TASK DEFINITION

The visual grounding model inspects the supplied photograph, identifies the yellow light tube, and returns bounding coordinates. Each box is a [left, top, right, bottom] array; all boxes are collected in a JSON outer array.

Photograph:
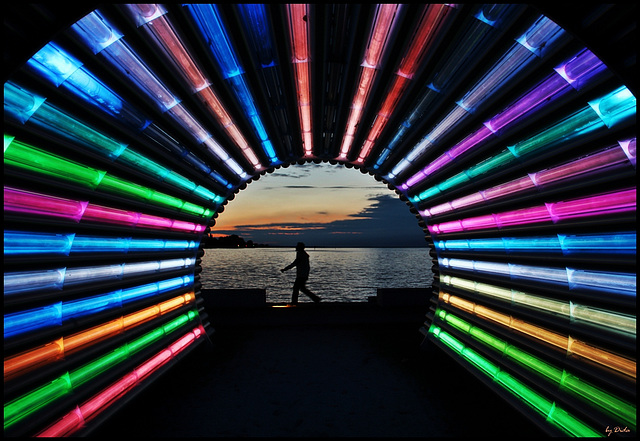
[[438, 291, 636, 379]]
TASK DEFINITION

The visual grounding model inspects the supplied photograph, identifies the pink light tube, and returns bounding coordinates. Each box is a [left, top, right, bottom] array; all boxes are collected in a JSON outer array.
[[286, 4, 314, 157], [36, 325, 205, 437], [421, 141, 636, 217], [338, 4, 401, 159], [427, 188, 636, 235], [4, 187, 206, 233]]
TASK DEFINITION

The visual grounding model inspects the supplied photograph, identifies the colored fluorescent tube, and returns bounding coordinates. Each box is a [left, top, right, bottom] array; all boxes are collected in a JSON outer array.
[[434, 309, 636, 429], [438, 257, 636, 296], [4, 187, 206, 233], [439, 291, 636, 379], [440, 275, 636, 336], [183, 4, 278, 163], [4, 136, 214, 218], [4, 275, 194, 339], [427, 188, 636, 234], [5, 258, 196, 296], [338, 4, 401, 160], [36, 325, 205, 437], [428, 325, 600, 437], [355, 4, 455, 163], [434, 232, 636, 255], [386, 16, 567, 180], [4, 311, 199, 430], [285, 3, 314, 157]]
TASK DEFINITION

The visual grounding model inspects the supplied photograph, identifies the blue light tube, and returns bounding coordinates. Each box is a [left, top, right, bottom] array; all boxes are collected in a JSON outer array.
[[236, 4, 277, 68], [386, 16, 566, 181], [434, 232, 636, 255], [4, 275, 194, 339], [26, 42, 151, 132], [185, 4, 279, 164], [72, 11, 180, 113], [439, 257, 636, 296], [4, 258, 196, 296], [71, 10, 248, 181], [4, 231, 198, 256]]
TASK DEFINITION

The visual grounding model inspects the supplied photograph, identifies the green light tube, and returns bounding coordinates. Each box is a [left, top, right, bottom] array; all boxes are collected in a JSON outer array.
[[435, 309, 636, 429], [4, 311, 198, 430], [428, 324, 601, 437], [441, 275, 636, 336], [5, 136, 213, 218], [4, 136, 107, 189]]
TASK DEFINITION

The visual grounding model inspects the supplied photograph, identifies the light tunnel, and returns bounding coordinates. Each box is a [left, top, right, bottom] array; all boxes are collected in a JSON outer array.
[[3, 3, 636, 437]]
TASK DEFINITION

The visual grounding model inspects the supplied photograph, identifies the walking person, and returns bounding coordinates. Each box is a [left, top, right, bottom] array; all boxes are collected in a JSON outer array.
[[280, 242, 321, 305]]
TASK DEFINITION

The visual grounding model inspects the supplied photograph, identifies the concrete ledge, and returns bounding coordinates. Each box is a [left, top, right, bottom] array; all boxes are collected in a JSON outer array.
[[376, 288, 430, 306], [201, 288, 266, 308]]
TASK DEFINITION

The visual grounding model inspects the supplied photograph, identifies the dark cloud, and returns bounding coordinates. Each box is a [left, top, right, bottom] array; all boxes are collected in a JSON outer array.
[[214, 194, 426, 247]]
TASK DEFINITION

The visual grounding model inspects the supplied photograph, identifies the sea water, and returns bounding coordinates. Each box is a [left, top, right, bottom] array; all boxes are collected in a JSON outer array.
[[200, 247, 433, 303]]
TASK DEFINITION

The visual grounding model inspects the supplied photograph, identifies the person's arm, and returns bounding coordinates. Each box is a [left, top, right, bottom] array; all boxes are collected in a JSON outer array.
[[281, 259, 296, 272]]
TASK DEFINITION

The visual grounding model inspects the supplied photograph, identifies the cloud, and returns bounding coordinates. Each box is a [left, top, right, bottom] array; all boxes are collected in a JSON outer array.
[[214, 193, 426, 247]]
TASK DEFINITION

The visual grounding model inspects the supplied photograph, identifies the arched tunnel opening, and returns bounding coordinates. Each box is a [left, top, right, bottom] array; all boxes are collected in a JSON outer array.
[[3, 3, 636, 438]]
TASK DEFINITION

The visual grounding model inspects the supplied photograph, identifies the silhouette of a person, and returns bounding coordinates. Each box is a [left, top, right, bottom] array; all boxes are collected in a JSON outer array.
[[280, 242, 321, 305]]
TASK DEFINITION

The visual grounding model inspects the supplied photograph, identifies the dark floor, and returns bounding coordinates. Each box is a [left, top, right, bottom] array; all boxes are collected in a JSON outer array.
[[90, 306, 547, 438]]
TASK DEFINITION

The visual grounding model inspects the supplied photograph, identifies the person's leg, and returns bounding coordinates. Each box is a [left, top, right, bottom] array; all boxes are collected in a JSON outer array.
[[291, 278, 302, 304], [299, 277, 321, 303]]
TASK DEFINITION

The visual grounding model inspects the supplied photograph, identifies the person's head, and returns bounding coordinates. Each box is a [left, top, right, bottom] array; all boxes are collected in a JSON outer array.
[[296, 242, 305, 250]]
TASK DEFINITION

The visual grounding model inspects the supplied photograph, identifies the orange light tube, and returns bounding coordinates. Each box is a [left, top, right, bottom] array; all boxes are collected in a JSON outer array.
[[338, 4, 401, 159], [438, 291, 636, 379], [4, 293, 195, 382], [356, 5, 454, 163]]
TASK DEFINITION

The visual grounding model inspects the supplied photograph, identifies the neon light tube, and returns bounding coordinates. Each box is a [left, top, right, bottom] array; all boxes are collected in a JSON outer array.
[[386, 16, 567, 180], [4, 293, 195, 381], [400, 49, 608, 190], [184, 4, 278, 164], [438, 257, 636, 296], [372, 4, 522, 171], [25, 42, 151, 132], [338, 4, 401, 160], [434, 308, 636, 429], [5, 83, 224, 204], [36, 325, 205, 437], [438, 292, 636, 379], [434, 232, 636, 255], [4, 311, 199, 431], [428, 325, 600, 437], [285, 3, 314, 157], [355, 4, 454, 164], [4, 137, 214, 218], [5, 258, 196, 296], [4, 187, 206, 233], [124, 4, 266, 170], [427, 188, 636, 234], [71, 10, 248, 181], [4, 276, 194, 339], [420, 141, 636, 213], [440, 275, 636, 336]]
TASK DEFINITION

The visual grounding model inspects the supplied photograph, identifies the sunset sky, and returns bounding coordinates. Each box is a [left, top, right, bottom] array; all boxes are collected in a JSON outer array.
[[209, 163, 428, 247]]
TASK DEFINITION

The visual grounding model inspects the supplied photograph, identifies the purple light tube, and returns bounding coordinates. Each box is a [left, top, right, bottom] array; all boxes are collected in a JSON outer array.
[[427, 188, 635, 235], [4, 187, 206, 233], [421, 141, 635, 217], [402, 50, 606, 192]]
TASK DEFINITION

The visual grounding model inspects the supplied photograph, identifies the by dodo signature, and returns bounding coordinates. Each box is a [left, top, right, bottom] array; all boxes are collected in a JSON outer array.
[[605, 425, 630, 437]]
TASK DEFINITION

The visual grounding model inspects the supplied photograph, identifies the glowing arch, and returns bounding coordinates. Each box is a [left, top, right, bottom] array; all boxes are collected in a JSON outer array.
[[3, 4, 635, 437]]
